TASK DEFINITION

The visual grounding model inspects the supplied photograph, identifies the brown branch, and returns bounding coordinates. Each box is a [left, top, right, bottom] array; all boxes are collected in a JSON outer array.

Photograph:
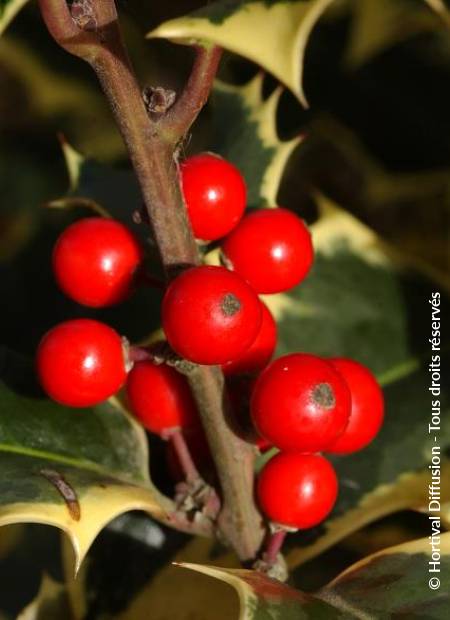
[[37, 0, 98, 59], [38, 0, 264, 561], [187, 367, 264, 559], [160, 44, 223, 142]]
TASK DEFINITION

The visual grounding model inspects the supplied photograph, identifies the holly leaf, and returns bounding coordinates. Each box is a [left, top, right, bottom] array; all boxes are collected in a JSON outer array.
[[0, 0, 28, 36], [0, 353, 170, 574], [178, 533, 450, 618], [209, 76, 301, 207], [317, 533, 450, 616], [149, 0, 337, 108], [176, 564, 339, 619], [302, 117, 450, 283], [345, 0, 450, 68]]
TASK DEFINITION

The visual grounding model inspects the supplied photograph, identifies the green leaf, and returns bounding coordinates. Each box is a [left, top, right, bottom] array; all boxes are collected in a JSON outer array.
[[177, 564, 340, 619], [149, 0, 448, 107], [149, 0, 338, 108], [318, 533, 450, 616], [0, 0, 28, 36], [262, 197, 450, 566], [179, 534, 450, 618], [345, 0, 450, 68], [0, 355, 170, 573], [303, 118, 450, 284], [266, 197, 434, 372], [209, 76, 301, 208]]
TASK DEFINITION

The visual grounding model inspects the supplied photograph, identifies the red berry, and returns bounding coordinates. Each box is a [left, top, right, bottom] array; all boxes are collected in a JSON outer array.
[[222, 301, 277, 376], [221, 208, 314, 294], [326, 358, 384, 454], [257, 452, 338, 529], [53, 217, 143, 307], [251, 353, 351, 452], [36, 319, 127, 407], [180, 153, 246, 241], [162, 266, 262, 365], [126, 360, 199, 436]]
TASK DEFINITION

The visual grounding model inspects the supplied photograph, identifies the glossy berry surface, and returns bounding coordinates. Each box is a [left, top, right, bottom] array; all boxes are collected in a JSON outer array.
[[180, 153, 247, 241], [36, 319, 127, 407], [162, 265, 262, 365], [221, 208, 314, 294], [126, 360, 199, 436], [327, 358, 384, 454], [257, 452, 338, 529], [251, 353, 351, 452], [222, 301, 277, 376], [53, 217, 142, 307]]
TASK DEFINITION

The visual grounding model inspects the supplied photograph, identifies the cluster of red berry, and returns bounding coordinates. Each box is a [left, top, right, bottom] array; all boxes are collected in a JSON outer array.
[[36, 152, 384, 532]]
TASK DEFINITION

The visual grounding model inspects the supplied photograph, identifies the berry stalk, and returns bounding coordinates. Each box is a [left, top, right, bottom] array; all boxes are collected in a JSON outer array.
[[166, 429, 200, 484], [38, 0, 264, 560]]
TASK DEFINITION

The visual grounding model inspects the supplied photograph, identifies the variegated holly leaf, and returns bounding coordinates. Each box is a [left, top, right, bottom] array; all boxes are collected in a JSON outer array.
[[0, 351, 171, 574], [149, 0, 448, 107], [301, 117, 450, 284], [149, 0, 338, 108], [209, 76, 301, 207], [0, 0, 28, 36], [317, 533, 450, 616], [176, 564, 339, 619], [345, 0, 450, 68], [259, 197, 450, 566], [178, 533, 450, 618]]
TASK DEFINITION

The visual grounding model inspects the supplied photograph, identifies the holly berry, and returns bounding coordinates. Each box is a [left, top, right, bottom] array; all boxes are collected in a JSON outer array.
[[251, 353, 351, 452], [180, 153, 246, 241], [222, 300, 277, 376], [36, 319, 127, 407], [326, 358, 384, 454], [52, 217, 143, 307], [162, 265, 262, 365], [126, 360, 199, 436], [257, 452, 338, 529], [221, 208, 314, 294]]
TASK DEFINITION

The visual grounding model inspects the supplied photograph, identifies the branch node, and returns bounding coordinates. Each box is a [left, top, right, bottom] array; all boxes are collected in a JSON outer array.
[[70, 0, 97, 31], [143, 86, 177, 118]]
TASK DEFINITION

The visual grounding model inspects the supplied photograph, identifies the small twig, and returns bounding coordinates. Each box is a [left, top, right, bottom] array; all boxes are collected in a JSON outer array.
[[128, 346, 152, 363], [165, 429, 200, 484], [160, 44, 223, 142], [253, 528, 288, 582], [264, 529, 287, 565]]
